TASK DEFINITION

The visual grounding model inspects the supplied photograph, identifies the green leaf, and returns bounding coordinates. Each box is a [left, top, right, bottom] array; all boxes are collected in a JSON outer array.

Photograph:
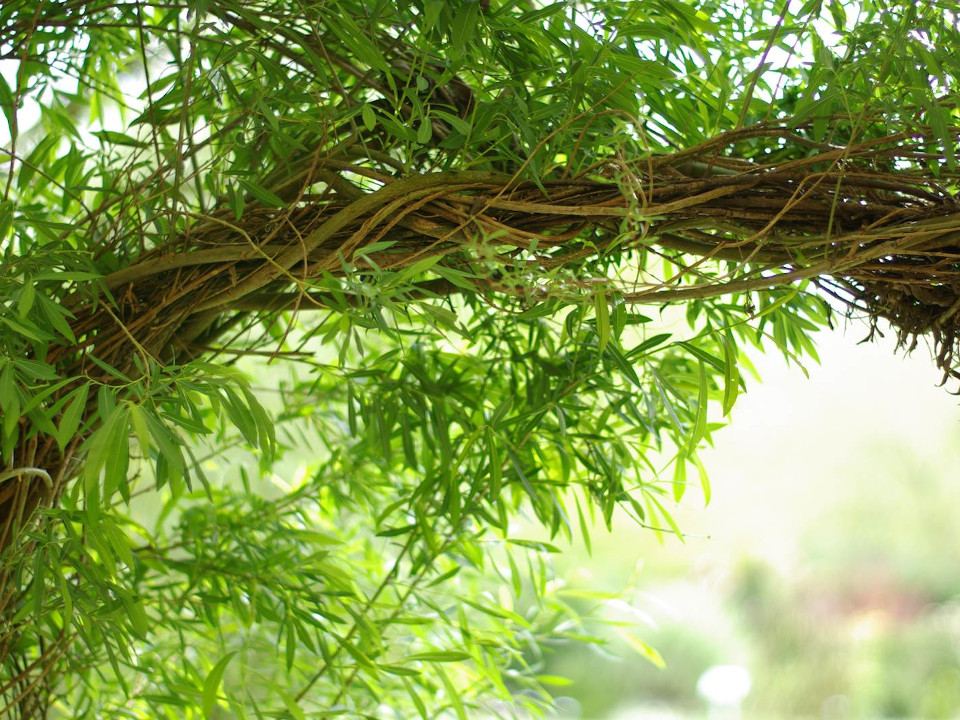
[[354, 239, 396, 258], [237, 179, 286, 208], [102, 409, 131, 503], [387, 256, 441, 287], [402, 677, 430, 720], [535, 674, 573, 686], [17, 281, 35, 318], [327, 15, 388, 71], [58, 573, 73, 627], [83, 404, 129, 513], [127, 402, 151, 458], [507, 539, 562, 553], [92, 130, 147, 148], [13, 358, 59, 380], [756, 288, 800, 319], [621, 632, 666, 669], [450, 1, 478, 56], [38, 296, 78, 343], [0, 200, 14, 240], [361, 104, 376, 131], [57, 383, 89, 451], [227, 183, 244, 219], [145, 412, 185, 488], [436, 665, 467, 720], [628, 333, 672, 359], [673, 452, 687, 503], [693, 452, 711, 505], [202, 651, 237, 719], [433, 110, 471, 136], [594, 290, 610, 352], [379, 663, 421, 676], [0, 73, 14, 135], [2, 314, 55, 341], [285, 620, 296, 671], [605, 343, 643, 390], [689, 360, 708, 451], [677, 341, 724, 374], [406, 651, 472, 663], [123, 594, 149, 639], [721, 332, 740, 416], [417, 121, 432, 145]]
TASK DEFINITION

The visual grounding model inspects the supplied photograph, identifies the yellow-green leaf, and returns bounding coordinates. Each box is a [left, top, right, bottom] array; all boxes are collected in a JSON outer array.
[[595, 290, 610, 352], [689, 360, 708, 451], [202, 651, 237, 720], [621, 632, 666, 669]]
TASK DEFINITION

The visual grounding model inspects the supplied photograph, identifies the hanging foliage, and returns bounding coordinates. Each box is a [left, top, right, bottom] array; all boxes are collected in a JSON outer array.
[[0, 0, 957, 717]]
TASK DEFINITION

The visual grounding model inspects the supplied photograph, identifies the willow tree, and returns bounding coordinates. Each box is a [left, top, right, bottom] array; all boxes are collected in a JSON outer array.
[[0, 0, 957, 717]]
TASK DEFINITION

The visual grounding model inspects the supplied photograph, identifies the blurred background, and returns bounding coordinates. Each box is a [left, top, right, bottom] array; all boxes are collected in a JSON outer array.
[[540, 318, 960, 719]]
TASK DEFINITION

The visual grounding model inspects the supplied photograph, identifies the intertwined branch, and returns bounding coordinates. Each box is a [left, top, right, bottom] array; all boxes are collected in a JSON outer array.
[[56, 123, 960, 380]]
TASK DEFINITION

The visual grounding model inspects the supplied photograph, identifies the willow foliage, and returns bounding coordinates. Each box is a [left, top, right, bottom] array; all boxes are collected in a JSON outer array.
[[0, 0, 957, 717]]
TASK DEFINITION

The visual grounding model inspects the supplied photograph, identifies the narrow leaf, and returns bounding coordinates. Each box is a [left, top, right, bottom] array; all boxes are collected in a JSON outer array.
[[202, 651, 238, 719]]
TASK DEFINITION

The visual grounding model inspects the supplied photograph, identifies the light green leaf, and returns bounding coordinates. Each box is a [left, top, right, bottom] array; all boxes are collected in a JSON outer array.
[[689, 360, 708, 451], [621, 632, 666, 669], [406, 651, 472, 663], [595, 290, 610, 352], [436, 665, 467, 720], [673, 452, 687, 503], [202, 651, 238, 719], [721, 333, 740, 416]]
